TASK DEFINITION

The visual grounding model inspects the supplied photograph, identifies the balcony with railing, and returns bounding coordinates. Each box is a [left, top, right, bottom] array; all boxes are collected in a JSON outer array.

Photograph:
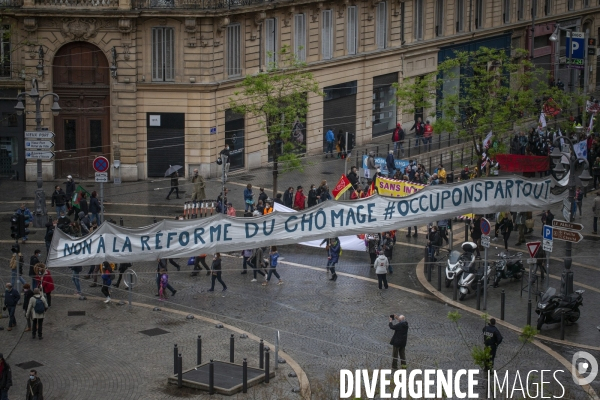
[[33, 0, 118, 6], [132, 0, 266, 10], [0, 0, 23, 7]]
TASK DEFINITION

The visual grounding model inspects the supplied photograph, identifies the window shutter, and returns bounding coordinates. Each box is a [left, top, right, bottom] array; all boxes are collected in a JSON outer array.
[[164, 28, 174, 81], [152, 28, 163, 81], [294, 14, 306, 61], [322, 10, 332, 60], [347, 6, 357, 55], [376, 2, 387, 48]]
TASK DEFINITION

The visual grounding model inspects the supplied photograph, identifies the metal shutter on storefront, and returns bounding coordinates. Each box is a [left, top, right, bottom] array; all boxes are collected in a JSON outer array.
[[147, 113, 185, 177]]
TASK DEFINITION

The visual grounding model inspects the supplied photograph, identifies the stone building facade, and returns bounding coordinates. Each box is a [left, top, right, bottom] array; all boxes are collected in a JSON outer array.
[[0, 0, 598, 181]]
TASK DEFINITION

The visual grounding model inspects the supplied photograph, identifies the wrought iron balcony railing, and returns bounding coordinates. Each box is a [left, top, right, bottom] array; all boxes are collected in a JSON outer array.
[[132, 0, 266, 10]]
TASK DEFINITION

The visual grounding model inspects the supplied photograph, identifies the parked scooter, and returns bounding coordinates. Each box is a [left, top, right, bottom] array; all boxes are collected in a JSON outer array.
[[536, 287, 584, 330], [458, 257, 492, 301], [492, 251, 524, 288], [445, 242, 477, 288]]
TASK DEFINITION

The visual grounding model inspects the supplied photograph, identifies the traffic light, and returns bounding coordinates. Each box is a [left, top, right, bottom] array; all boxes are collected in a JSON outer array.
[[10, 214, 19, 239]]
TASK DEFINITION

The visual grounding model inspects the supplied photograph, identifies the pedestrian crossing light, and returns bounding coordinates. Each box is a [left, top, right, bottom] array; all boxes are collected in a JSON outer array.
[[10, 213, 24, 240]]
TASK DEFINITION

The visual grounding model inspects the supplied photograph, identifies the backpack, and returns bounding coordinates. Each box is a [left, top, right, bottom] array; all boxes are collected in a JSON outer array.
[[34, 297, 45, 314]]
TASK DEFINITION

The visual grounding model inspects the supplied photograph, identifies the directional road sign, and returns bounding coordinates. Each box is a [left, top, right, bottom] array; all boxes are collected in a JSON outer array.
[[543, 225, 553, 241], [480, 218, 491, 236], [24, 131, 55, 139], [93, 156, 110, 173], [95, 172, 108, 183], [25, 150, 54, 160], [543, 239, 553, 252], [526, 241, 541, 258], [481, 234, 490, 248], [552, 220, 583, 231], [25, 140, 54, 149], [552, 228, 584, 243]]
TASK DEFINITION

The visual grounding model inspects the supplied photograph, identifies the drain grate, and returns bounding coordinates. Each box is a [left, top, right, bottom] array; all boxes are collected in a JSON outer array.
[[139, 328, 170, 336], [16, 361, 44, 370], [68, 311, 86, 316]]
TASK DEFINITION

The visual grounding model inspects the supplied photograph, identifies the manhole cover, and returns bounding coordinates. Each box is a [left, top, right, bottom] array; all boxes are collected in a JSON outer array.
[[16, 361, 43, 369], [139, 328, 170, 336], [68, 311, 86, 316]]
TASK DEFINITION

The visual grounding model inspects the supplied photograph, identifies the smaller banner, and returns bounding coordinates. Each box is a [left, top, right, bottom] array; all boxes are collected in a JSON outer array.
[[362, 155, 409, 178], [574, 140, 588, 159], [332, 175, 353, 200], [495, 154, 549, 173], [375, 176, 426, 198], [72, 185, 90, 209]]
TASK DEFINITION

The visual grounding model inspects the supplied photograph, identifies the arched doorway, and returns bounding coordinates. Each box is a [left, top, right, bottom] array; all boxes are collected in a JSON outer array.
[[53, 42, 110, 179]]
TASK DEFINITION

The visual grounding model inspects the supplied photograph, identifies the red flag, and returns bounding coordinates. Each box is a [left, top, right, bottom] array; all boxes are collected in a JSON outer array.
[[366, 180, 377, 197], [332, 175, 352, 200]]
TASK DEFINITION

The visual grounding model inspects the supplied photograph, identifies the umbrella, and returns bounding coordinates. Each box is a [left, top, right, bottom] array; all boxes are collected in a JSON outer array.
[[164, 165, 183, 177]]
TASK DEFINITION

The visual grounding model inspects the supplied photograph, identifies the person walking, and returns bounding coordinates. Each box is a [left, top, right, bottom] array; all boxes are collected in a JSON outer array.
[[100, 262, 113, 303], [166, 171, 180, 200], [593, 191, 600, 234], [294, 186, 306, 210], [241, 249, 253, 275], [392, 123, 405, 155], [325, 128, 335, 158], [406, 225, 418, 238], [366, 151, 377, 180], [0, 354, 13, 399], [25, 369, 43, 400], [327, 237, 341, 281], [498, 214, 514, 251], [389, 314, 408, 369], [26, 288, 48, 340], [423, 120, 433, 149], [248, 247, 267, 282], [70, 265, 82, 295], [573, 187, 583, 217], [366, 234, 380, 268], [4, 283, 20, 332], [482, 318, 503, 370], [307, 184, 319, 207], [262, 246, 283, 286], [471, 215, 482, 257], [9, 245, 25, 288], [16, 203, 32, 243], [437, 219, 449, 245], [158, 269, 169, 301], [22, 283, 33, 333], [34, 264, 54, 308], [190, 168, 206, 203], [382, 232, 394, 274], [156, 259, 177, 297], [593, 157, 600, 190], [385, 150, 395, 178], [244, 184, 255, 212], [219, 144, 231, 181], [374, 251, 389, 289], [208, 253, 227, 292], [51, 185, 67, 217], [89, 191, 101, 224], [112, 262, 132, 289], [192, 254, 211, 276], [410, 117, 424, 147], [514, 212, 526, 246]]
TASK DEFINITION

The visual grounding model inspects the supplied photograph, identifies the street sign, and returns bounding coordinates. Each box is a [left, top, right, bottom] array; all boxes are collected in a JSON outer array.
[[114, 177, 121, 185], [95, 172, 108, 183], [480, 218, 491, 236], [24, 131, 55, 139], [526, 241, 541, 258], [25, 140, 54, 149], [93, 156, 110, 173], [25, 150, 54, 160], [552, 219, 583, 231], [210, 126, 217, 135], [552, 228, 584, 243], [543, 225, 553, 241], [527, 258, 538, 264], [566, 31, 585, 58], [481, 234, 490, 248], [543, 239, 553, 252]]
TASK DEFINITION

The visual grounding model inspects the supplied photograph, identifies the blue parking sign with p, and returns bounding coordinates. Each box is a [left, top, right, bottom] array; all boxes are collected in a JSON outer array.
[[543, 225, 553, 241]]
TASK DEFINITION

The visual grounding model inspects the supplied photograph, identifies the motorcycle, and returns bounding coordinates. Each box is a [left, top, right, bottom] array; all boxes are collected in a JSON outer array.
[[536, 287, 584, 330], [445, 242, 477, 289], [492, 251, 524, 288], [458, 258, 492, 301]]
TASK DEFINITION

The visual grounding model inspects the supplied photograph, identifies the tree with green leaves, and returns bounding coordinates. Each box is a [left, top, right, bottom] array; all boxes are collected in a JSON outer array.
[[228, 45, 322, 195], [394, 47, 574, 169]]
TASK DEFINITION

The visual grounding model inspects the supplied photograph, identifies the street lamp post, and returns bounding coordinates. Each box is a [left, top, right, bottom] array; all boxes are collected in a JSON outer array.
[[14, 78, 61, 228], [549, 25, 573, 93], [550, 138, 592, 296]]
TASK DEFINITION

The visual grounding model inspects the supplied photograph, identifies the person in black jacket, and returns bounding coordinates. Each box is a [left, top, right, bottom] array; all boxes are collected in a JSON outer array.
[[307, 184, 319, 207], [283, 187, 294, 208], [389, 314, 408, 369], [29, 250, 41, 289], [89, 191, 102, 225], [65, 175, 76, 209], [75, 192, 89, 222], [482, 318, 503, 370], [113, 262, 132, 289], [347, 166, 359, 191], [22, 284, 34, 332], [0, 354, 13, 399], [208, 253, 227, 292], [25, 369, 43, 400], [51, 185, 67, 217], [4, 283, 21, 331], [166, 171, 180, 200]]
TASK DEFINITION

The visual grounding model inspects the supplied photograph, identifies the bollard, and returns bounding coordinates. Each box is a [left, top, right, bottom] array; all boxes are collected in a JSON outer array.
[[476, 279, 481, 310], [527, 299, 532, 326], [376, 145, 379, 156], [230, 334, 235, 363], [242, 358, 248, 393], [259, 339, 264, 369], [177, 354, 183, 388], [265, 348, 270, 383], [424, 247, 430, 281], [154, 217, 157, 224], [209, 360, 215, 395], [197, 335, 202, 365], [173, 344, 178, 374], [119, 217, 123, 226], [560, 313, 565, 340], [500, 290, 505, 321], [465, 221, 469, 242], [437, 263, 442, 291], [427, 258, 432, 282], [453, 275, 458, 301]]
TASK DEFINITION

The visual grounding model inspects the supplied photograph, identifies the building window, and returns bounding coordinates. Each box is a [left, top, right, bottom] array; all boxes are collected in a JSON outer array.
[[456, 0, 464, 32], [372, 73, 397, 137], [475, 0, 484, 29], [294, 14, 306, 61], [400, 2, 405, 43], [322, 10, 333, 60], [531, 0, 537, 17], [568, 0, 574, 10], [0, 26, 10, 78], [435, 0, 443, 36], [517, 0, 524, 20], [503, 0, 511, 23], [414, 0, 423, 40], [265, 18, 277, 68], [544, 0, 552, 15], [584, 0, 589, 7], [376, 2, 387, 48], [151, 27, 174, 82], [347, 6, 358, 55], [227, 24, 241, 77]]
